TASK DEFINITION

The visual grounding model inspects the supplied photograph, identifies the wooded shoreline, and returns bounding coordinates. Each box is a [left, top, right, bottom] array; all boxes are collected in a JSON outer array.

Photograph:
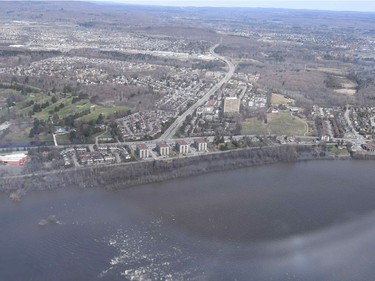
[[0, 144, 355, 195]]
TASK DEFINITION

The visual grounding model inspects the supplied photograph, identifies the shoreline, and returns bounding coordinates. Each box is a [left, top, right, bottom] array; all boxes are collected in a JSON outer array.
[[0, 144, 356, 196]]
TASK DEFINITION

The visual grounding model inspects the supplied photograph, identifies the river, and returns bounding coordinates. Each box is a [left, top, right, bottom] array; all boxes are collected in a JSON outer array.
[[1, 160, 375, 280]]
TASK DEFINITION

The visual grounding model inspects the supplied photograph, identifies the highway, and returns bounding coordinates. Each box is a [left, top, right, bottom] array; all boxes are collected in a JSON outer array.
[[158, 43, 236, 141]]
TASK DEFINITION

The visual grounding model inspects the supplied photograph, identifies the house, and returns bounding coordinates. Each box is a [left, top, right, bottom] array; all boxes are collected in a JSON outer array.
[[156, 142, 170, 156], [136, 143, 149, 158], [103, 154, 116, 162], [175, 140, 189, 154], [194, 138, 207, 152], [55, 127, 69, 134], [76, 147, 88, 154], [289, 107, 299, 113]]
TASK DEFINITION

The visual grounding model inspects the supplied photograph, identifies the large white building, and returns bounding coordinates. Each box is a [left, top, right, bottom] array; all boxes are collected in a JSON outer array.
[[175, 140, 189, 154], [136, 143, 149, 158], [194, 138, 208, 152], [156, 142, 170, 156]]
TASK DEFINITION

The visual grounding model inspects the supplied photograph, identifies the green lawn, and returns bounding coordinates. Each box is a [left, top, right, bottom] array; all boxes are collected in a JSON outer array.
[[56, 134, 71, 145], [271, 93, 292, 105], [242, 111, 307, 136], [328, 145, 350, 156], [3, 127, 31, 142], [241, 117, 268, 135], [39, 134, 54, 142], [0, 88, 19, 95], [267, 112, 307, 135], [78, 104, 130, 122]]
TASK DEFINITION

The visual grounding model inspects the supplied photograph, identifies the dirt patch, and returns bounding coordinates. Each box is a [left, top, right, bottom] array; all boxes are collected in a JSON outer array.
[[334, 89, 357, 95]]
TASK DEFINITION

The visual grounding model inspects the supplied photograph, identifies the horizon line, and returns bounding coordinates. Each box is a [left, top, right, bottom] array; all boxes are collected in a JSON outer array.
[[88, 0, 375, 13]]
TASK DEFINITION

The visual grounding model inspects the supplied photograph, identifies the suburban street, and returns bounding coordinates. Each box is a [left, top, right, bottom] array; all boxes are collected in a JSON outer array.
[[159, 43, 236, 141]]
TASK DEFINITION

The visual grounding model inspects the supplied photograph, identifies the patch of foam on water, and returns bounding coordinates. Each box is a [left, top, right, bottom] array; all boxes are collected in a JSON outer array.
[[99, 220, 204, 280]]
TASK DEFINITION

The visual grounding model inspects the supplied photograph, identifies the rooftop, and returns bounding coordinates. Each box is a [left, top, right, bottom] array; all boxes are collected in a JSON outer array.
[[176, 140, 188, 146], [136, 143, 149, 150], [156, 142, 169, 148]]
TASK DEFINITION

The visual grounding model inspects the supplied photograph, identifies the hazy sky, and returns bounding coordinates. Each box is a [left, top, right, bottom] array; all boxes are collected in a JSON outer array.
[[92, 1, 375, 12]]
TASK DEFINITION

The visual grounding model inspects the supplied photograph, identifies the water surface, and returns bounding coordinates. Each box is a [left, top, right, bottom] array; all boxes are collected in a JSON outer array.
[[1, 160, 375, 280]]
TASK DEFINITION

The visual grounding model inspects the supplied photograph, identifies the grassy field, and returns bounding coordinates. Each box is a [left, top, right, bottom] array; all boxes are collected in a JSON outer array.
[[3, 127, 30, 142], [79, 104, 130, 121], [241, 117, 268, 135], [328, 145, 350, 156], [0, 81, 133, 145], [39, 133, 54, 142], [55, 134, 71, 145], [0, 82, 130, 123], [267, 112, 307, 135], [242, 111, 308, 136], [271, 93, 292, 105], [0, 88, 19, 95]]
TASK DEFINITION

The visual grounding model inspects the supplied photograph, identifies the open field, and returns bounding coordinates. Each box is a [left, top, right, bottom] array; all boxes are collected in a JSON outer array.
[[2, 127, 30, 142], [55, 134, 71, 145], [315, 67, 348, 76], [241, 117, 268, 135], [328, 145, 351, 156], [271, 93, 293, 105], [267, 112, 307, 136], [242, 111, 307, 136], [78, 105, 130, 122], [334, 89, 357, 96]]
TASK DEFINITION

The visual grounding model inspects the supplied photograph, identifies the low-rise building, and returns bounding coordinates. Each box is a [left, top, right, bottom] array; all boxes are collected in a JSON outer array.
[[156, 142, 170, 156], [176, 140, 189, 154], [103, 154, 116, 162], [0, 153, 28, 166], [76, 147, 88, 154], [136, 143, 149, 158], [194, 138, 207, 151], [362, 143, 375, 152]]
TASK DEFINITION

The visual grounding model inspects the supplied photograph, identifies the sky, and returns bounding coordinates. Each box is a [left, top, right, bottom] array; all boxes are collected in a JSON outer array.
[[91, 0, 375, 12]]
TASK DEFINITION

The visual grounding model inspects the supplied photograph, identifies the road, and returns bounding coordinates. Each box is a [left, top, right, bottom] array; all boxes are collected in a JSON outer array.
[[344, 106, 365, 143], [158, 43, 236, 141]]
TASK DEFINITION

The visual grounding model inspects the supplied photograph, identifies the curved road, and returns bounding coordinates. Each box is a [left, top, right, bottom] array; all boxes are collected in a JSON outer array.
[[159, 43, 236, 141]]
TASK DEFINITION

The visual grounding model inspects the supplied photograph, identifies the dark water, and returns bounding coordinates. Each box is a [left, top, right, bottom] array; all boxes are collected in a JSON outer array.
[[1, 160, 375, 281]]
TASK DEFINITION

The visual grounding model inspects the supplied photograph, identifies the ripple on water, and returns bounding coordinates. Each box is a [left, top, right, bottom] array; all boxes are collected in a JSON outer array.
[[99, 220, 205, 281]]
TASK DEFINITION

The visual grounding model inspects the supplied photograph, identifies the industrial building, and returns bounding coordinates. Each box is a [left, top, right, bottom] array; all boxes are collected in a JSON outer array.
[[0, 153, 28, 166]]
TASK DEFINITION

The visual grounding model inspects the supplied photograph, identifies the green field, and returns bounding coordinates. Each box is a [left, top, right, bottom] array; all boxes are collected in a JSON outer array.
[[0, 83, 130, 123], [241, 117, 268, 135], [55, 134, 72, 145], [328, 145, 350, 156], [0, 83, 130, 143], [242, 111, 307, 136], [2, 127, 30, 142], [78, 104, 130, 122], [267, 112, 307, 135], [271, 93, 292, 105]]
